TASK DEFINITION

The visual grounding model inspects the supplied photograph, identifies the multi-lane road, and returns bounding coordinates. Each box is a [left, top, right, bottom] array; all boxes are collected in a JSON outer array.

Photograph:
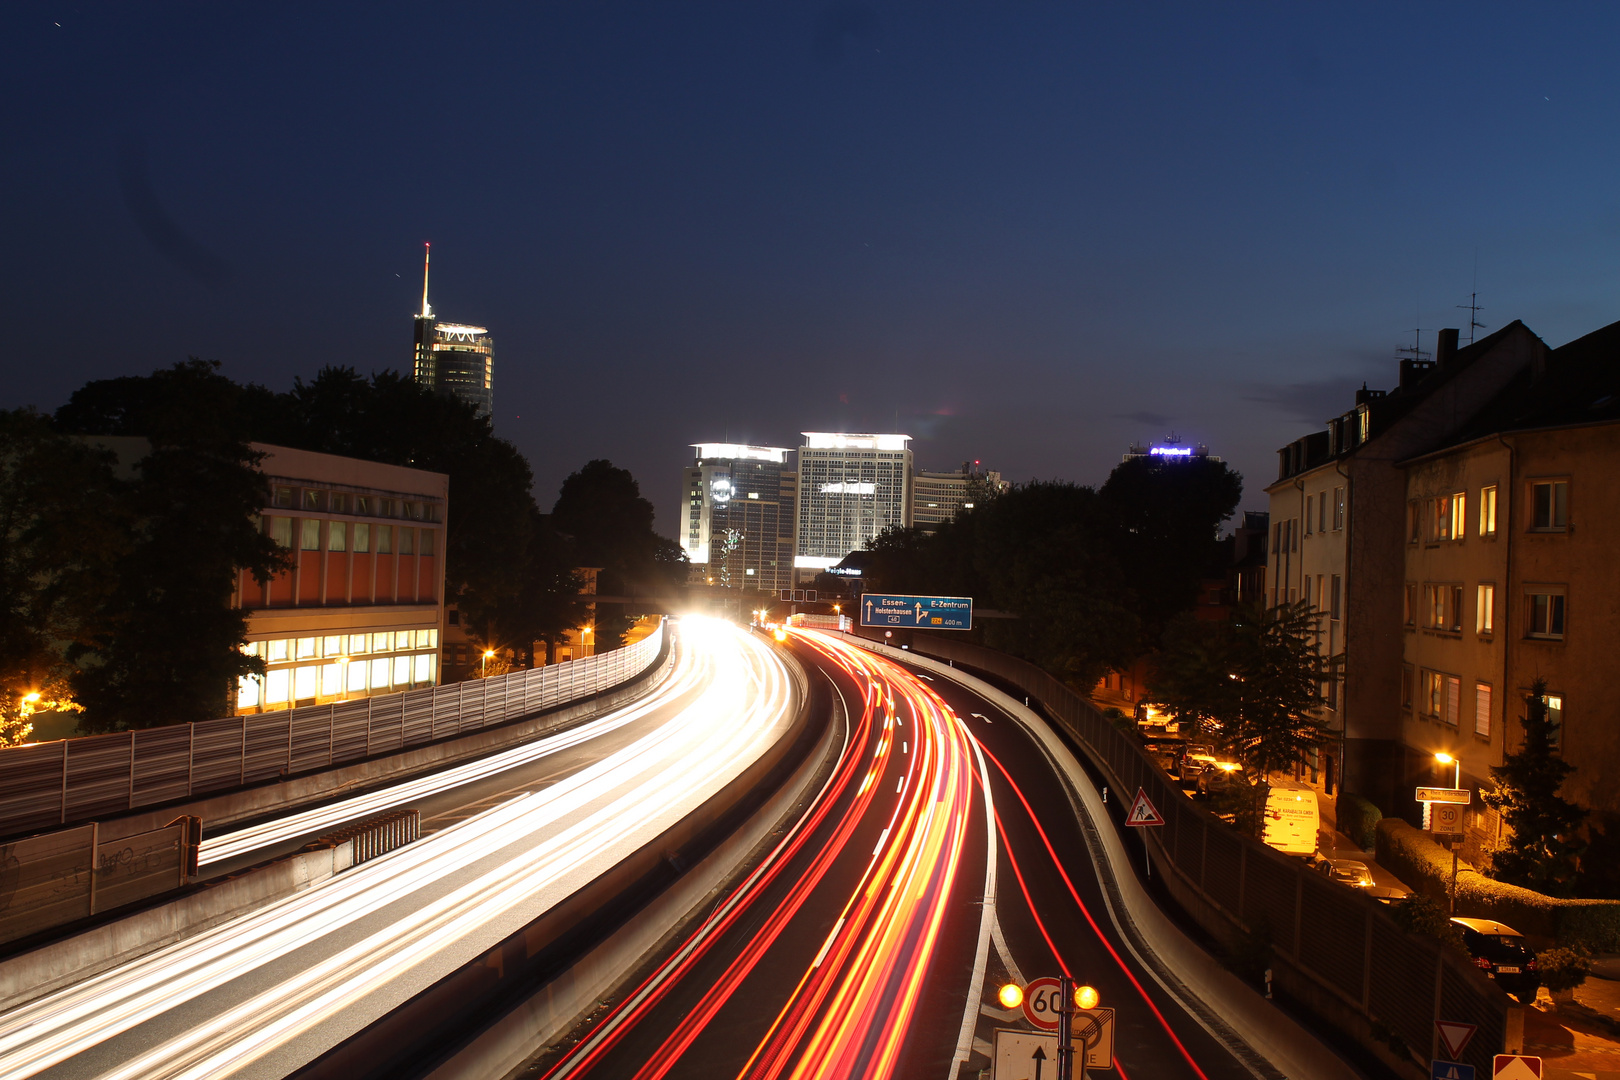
[[1, 619, 1311, 1080], [523, 628, 1268, 1080]]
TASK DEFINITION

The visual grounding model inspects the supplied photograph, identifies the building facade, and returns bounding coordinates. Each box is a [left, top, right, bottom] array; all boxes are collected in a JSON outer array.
[[411, 244, 494, 418], [679, 443, 797, 594], [795, 433, 913, 576], [1400, 319, 1620, 838], [912, 462, 1007, 532], [234, 444, 449, 713], [1266, 323, 1546, 810]]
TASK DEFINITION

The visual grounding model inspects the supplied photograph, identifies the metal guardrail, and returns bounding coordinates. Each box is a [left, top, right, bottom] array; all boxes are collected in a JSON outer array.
[[0, 623, 664, 840], [899, 633, 1510, 1076], [317, 808, 420, 871]]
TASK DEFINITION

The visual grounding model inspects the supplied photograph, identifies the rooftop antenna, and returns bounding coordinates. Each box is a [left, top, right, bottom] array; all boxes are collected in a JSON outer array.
[[1457, 256, 1485, 345], [1396, 327, 1431, 363], [420, 242, 432, 319]]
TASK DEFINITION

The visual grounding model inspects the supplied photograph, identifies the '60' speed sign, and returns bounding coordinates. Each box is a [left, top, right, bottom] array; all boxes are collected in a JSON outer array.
[[1020, 977, 1064, 1031]]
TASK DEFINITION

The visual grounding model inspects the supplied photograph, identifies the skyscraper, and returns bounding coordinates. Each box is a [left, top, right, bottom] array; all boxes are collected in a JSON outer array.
[[795, 433, 912, 576], [912, 461, 1007, 532], [680, 444, 796, 594], [411, 244, 495, 419]]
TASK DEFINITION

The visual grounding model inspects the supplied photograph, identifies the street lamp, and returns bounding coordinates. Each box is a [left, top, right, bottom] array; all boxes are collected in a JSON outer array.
[[582, 624, 593, 656], [482, 649, 495, 677], [1435, 751, 1463, 914]]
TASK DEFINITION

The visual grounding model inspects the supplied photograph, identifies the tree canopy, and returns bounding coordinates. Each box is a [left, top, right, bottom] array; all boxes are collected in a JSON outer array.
[[1484, 678, 1587, 896]]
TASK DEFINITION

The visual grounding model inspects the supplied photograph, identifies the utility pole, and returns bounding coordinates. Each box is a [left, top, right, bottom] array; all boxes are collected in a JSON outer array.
[[1057, 975, 1076, 1080]]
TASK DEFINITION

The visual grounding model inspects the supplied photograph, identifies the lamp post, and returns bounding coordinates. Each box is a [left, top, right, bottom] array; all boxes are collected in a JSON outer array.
[[582, 624, 593, 657], [1435, 751, 1462, 914], [482, 649, 495, 678]]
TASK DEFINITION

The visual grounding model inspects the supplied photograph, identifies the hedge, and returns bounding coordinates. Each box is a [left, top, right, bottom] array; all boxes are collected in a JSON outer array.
[[1337, 793, 1382, 850], [1375, 818, 1620, 950]]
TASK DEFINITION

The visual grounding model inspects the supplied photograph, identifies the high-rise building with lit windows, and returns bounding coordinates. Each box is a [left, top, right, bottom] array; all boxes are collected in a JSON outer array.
[[795, 433, 912, 576], [411, 243, 494, 419], [913, 461, 1007, 532], [680, 444, 796, 594]]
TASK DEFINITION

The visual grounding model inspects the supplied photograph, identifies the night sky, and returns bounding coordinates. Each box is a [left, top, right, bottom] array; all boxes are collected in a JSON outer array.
[[7, 4, 1620, 533]]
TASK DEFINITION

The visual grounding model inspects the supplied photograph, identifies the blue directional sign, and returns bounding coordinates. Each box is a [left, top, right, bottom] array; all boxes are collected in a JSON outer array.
[[1430, 1061, 1474, 1080], [860, 593, 973, 630]]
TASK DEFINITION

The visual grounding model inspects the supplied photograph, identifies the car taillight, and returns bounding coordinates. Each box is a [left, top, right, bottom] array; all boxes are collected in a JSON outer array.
[[1526, 958, 1537, 972], [1475, 957, 1493, 970]]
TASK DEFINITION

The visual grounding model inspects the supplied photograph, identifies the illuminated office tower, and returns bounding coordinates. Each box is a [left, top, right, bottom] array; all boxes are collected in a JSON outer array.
[[912, 461, 1007, 533], [795, 433, 912, 575], [411, 243, 495, 419], [680, 444, 796, 593]]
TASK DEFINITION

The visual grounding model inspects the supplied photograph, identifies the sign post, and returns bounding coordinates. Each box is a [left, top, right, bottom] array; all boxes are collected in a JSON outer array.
[[1124, 788, 1164, 879], [1418, 789, 1469, 913], [859, 593, 974, 630]]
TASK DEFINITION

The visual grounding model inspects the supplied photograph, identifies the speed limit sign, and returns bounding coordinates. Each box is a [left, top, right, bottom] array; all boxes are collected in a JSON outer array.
[[1020, 977, 1063, 1031]]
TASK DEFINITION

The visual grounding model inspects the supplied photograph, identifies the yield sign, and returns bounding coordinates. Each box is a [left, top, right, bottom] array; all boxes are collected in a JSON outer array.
[[1436, 1020, 1477, 1060], [1125, 788, 1164, 827], [1491, 1055, 1543, 1080]]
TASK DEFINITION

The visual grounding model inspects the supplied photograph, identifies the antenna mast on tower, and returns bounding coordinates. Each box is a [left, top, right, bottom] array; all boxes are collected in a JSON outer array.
[[1457, 291, 1485, 346], [420, 242, 432, 318]]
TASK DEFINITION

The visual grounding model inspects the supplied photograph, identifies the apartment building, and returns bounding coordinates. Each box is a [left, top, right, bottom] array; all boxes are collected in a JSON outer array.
[[1266, 323, 1547, 809], [1401, 319, 1620, 835]]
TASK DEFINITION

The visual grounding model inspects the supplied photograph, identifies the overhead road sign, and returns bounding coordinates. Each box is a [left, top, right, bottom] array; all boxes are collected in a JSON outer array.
[[1418, 787, 1471, 805], [860, 593, 973, 630], [1125, 789, 1164, 827], [1492, 1055, 1542, 1079]]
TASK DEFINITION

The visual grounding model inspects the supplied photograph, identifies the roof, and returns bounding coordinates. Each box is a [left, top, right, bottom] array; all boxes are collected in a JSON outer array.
[[1450, 916, 1523, 936], [1430, 316, 1620, 447]]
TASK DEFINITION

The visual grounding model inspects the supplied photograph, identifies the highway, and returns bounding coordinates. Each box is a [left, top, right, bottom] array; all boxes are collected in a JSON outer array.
[[521, 628, 1268, 1080], [0, 617, 797, 1080]]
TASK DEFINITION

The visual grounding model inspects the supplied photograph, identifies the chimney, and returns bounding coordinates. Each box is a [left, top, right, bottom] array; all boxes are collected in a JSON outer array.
[[1436, 327, 1459, 367]]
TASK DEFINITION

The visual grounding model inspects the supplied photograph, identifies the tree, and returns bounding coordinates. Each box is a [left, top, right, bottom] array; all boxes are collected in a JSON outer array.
[[1147, 600, 1332, 784], [1099, 455, 1243, 649], [1483, 678, 1586, 896], [0, 410, 123, 742], [55, 361, 289, 730], [551, 460, 686, 648]]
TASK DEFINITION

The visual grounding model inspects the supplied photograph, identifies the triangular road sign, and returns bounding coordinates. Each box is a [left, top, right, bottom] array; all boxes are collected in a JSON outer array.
[[1436, 1020, 1477, 1060], [1125, 788, 1164, 827], [1491, 1055, 1543, 1080]]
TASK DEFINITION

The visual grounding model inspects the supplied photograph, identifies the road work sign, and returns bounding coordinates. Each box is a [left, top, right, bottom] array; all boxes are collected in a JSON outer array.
[[859, 593, 973, 630], [1125, 789, 1164, 827]]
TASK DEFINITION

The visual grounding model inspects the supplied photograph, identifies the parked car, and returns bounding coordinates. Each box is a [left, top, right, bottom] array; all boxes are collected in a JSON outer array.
[[1316, 858, 1375, 888], [1194, 762, 1242, 798], [1363, 885, 1410, 905], [1176, 743, 1219, 785], [1451, 917, 1540, 1003]]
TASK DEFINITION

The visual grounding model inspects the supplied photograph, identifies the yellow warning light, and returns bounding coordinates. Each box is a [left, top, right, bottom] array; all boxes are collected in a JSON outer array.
[[997, 983, 1024, 1010], [1075, 985, 1100, 1010]]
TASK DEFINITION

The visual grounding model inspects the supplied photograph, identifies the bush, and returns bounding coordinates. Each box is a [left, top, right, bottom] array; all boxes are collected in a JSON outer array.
[[1537, 948, 1592, 994], [1337, 793, 1382, 851], [1376, 818, 1620, 950], [1390, 893, 1468, 953]]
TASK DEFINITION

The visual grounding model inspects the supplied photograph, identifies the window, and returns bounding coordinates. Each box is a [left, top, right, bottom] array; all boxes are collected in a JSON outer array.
[[273, 486, 294, 509], [353, 523, 369, 552], [270, 516, 293, 548], [399, 527, 415, 555], [1333, 487, 1345, 530], [1450, 586, 1463, 632], [1404, 583, 1417, 627], [377, 526, 392, 554], [1408, 500, 1420, 544], [1330, 575, 1342, 621], [1305, 495, 1314, 534], [1315, 574, 1325, 610], [302, 489, 325, 511], [1318, 491, 1328, 533], [1358, 406, 1370, 442], [1422, 583, 1463, 632], [1531, 480, 1568, 530], [328, 521, 346, 552], [1450, 493, 1467, 540], [354, 496, 370, 515], [300, 519, 321, 551], [1477, 584, 1494, 635], [1428, 496, 1451, 541], [1544, 693, 1564, 749], [296, 636, 317, 659], [1475, 683, 1492, 737], [1424, 670, 1444, 718], [330, 494, 346, 513], [1401, 664, 1414, 709], [1527, 591, 1566, 639], [1479, 485, 1497, 536], [1446, 675, 1461, 725], [421, 529, 436, 556]]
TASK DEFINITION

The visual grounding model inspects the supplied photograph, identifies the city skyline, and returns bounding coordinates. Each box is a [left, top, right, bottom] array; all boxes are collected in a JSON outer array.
[[8, 7, 1620, 535]]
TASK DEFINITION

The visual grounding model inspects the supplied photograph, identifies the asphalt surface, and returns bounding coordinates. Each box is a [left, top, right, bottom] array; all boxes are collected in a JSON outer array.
[[520, 628, 1261, 1080]]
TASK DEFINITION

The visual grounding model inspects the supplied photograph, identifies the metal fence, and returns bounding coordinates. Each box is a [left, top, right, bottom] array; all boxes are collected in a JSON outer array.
[[0, 819, 189, 947], [901, 633, 1510, 1075], [0, 624, 665, 840], [318, 808, 420, 871]]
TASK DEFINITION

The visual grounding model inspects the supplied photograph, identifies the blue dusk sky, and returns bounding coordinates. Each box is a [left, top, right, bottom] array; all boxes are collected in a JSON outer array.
[[5, 4, 1620, 531]]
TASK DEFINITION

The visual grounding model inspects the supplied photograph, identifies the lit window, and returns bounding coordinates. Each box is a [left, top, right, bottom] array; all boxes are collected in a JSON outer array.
[[1531, 481, 1568, 530], [293, 665, 317, 702], [376, 631, 394, 652], [1527, 592, 1566, 639], [320, 662, 343, 697], [1477, 584, 1494, 635], [347, 634, 369, 655], [270, 516, 293, 548], [1479, 486, 1497, 536], [265, 669, 290, 704], [323, 636, 342, 657], [1544, 694, 1564, 748], [1475, 683, 1492, 737], [370, 658, 390, 689], [1445, 675, 1461, 725], [347, 658, 368, 693], [268, 639, 289, 661], [354, 523, 370, 552], [1450, 493, 1467, 540], [328, 521, 346, 552], [296, 637, 317, 659], [301, 519, 321, 550], [236, 675, 261, 710]]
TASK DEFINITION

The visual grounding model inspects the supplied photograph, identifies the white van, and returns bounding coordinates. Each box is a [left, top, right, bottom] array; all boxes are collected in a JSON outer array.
[[1261, 780, 1320, 857]]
